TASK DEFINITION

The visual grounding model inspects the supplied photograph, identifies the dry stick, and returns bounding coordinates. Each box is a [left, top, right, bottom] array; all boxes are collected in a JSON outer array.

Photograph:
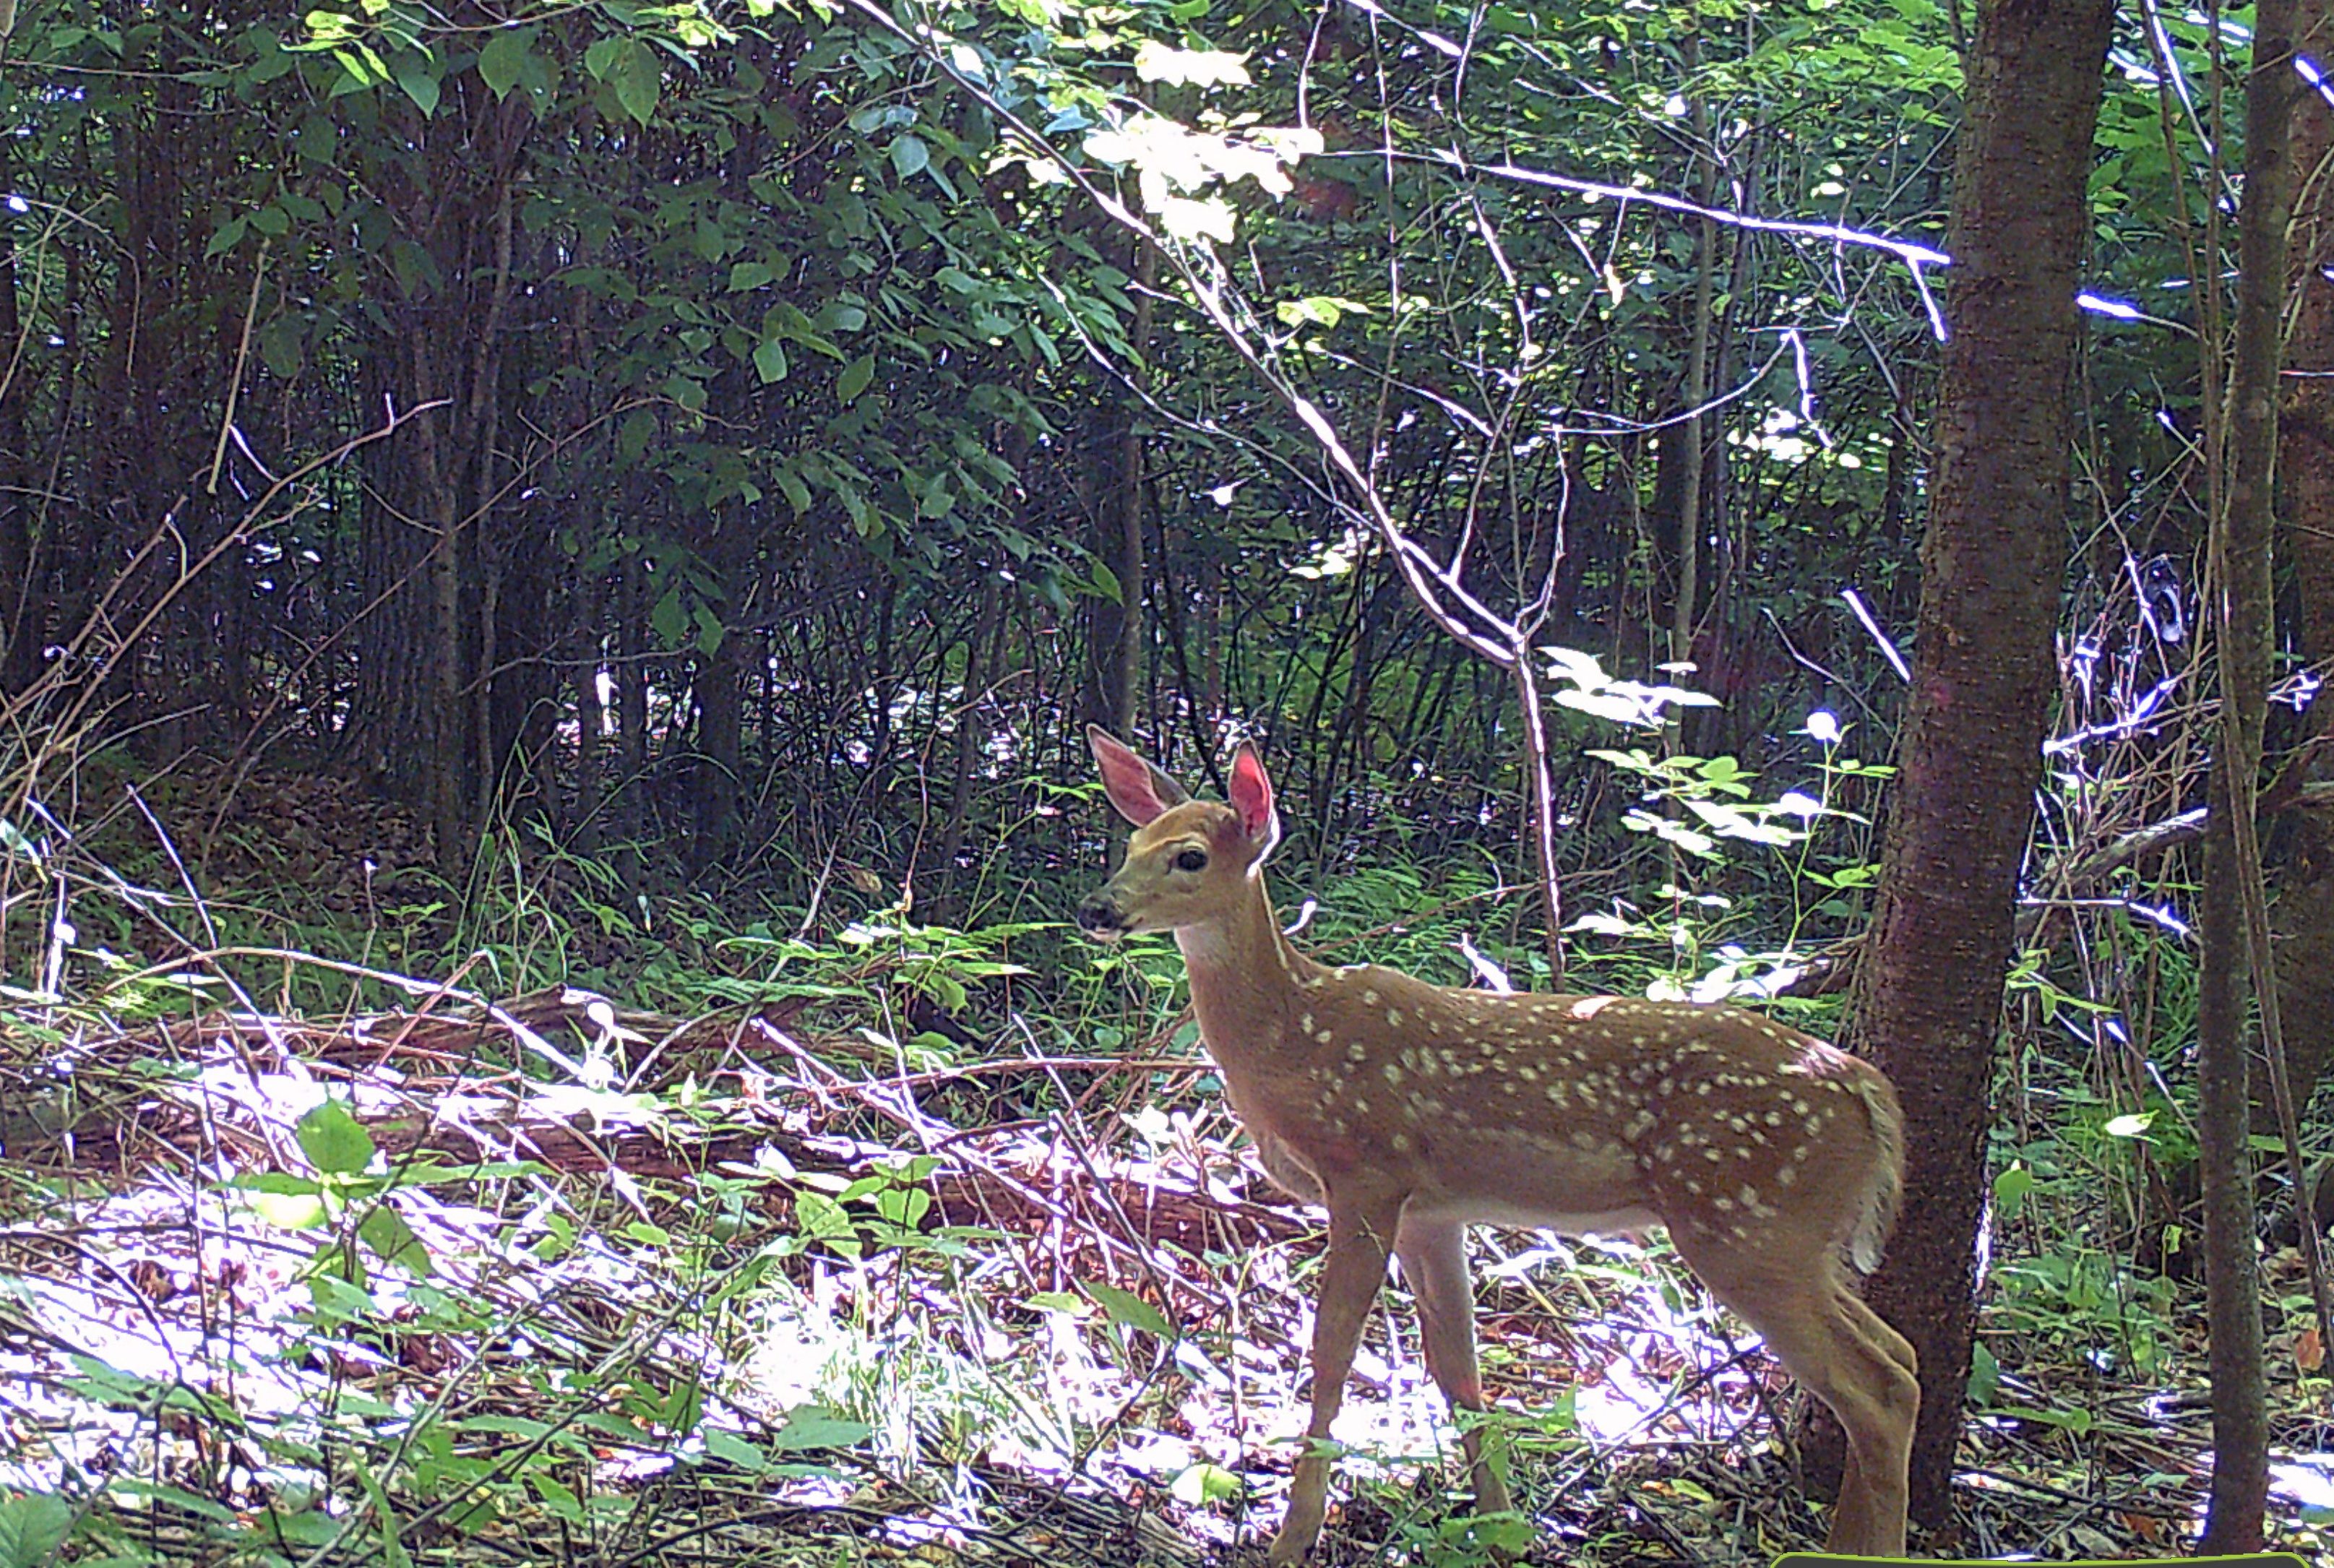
[[206, 242, 269, 496]]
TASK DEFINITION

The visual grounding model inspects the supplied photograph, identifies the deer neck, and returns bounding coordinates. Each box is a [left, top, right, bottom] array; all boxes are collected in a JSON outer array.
[[1174, 867, 1310, 1077]]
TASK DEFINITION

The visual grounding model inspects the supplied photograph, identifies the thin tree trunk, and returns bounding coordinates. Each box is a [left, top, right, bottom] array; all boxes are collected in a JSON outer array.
[[0, 134, 36, 697], [2197, 0, 2304, 1547], [1507, 650, 1566, 986], [572, 562, 603, 853], [618, 546, 650, 837], [1832, 0, 2115, 1528], [695, 629, 743, 869], [1114, 238, 1159, 735], [410, 331, 470, 880], [475, 540, 501, 825], [1669, 21, 1717, 679], [931, 574, 1004, 899]]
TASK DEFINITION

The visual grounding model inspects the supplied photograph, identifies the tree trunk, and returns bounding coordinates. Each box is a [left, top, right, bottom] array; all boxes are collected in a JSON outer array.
[[1829, 0, 2114, 1531], [572, 558, 604, 853], [351, 346, 438, 800], [694, 630, 743, 871], [0, 133, 38, 698], [617, 546, 651, 836], [2270, 3, 2334, 1136], [1669, 20, 1717, 682], [2197, 0, 2306, 1548], [409, 328, 473, 880], [1084, 237, 1158, 736], [930, 574, 1004, 909]]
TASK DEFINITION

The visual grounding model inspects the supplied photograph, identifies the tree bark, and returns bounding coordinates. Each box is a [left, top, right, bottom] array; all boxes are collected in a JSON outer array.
[[1833, 0, 2114, 1531]]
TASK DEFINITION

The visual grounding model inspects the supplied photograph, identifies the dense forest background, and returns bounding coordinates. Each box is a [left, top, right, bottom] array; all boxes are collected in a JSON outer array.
[[4, 0, 2334, 1562]]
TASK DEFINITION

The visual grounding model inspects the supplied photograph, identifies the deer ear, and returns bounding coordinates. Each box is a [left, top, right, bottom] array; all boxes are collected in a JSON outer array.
[[1088, 725, 1190, 826], [1227, 745, 1278, 846]]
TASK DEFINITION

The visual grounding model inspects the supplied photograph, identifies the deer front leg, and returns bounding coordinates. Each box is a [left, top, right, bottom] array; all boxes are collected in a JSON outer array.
[[1268, 1197, 1399, 1567], [1396, 1215, 1513, 1525]]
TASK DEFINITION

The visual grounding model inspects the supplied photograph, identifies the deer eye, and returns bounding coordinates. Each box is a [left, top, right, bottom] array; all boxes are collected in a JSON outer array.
[[1174, 848, 1209, 874]]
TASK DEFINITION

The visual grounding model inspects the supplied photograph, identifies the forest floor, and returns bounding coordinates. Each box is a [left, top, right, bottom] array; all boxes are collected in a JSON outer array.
[[2, 978, 2330, 1567]]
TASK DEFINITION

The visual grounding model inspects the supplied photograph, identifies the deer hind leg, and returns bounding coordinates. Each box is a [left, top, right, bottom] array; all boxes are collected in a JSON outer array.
[[1395, 1215, 1514, 1522], [1830, 1288, 1918, 1547], [1680, 1249, 1917, 1557], [1269, 1197, 1400, 1567]]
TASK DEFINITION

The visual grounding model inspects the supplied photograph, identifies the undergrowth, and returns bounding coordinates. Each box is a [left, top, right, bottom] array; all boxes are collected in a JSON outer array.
[[1, 694, 2330, 1566]]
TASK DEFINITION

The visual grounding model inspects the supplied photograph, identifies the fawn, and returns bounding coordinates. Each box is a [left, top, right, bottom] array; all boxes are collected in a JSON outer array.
[[1075, 728, 1918, 1564]]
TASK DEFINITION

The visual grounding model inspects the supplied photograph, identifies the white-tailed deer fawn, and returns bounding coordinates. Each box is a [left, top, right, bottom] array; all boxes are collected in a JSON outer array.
[[1077, 728, 1917, 1564]]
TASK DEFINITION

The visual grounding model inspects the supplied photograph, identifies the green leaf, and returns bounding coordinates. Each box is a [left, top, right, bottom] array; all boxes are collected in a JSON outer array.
[[204, 217, 249, 259], [1991, 1163, 2033, 1222], [617, 408, 658, 462], [293, 115, 338, 163], [837, 354, 874, 404], [1997, 1403, 2092, 1436], [359, 1205, 433, 1275], [1966, 1341, 1999, 1407], [693, 605, 725, 658], [792, 1188, 858, 1254], [1132, 40, 1251, 87], [477, 27, 533, 100], [2103, 1111, 2156, 1140], [650, 589, 687, 649], [297, 1100, 375, 1176], [609, 38, 660, 126], [307, 1272, 380, 1325], [251, 1189, 328, 1229], [728, 261, 777, 292], [753, 339, 789, 385], [889, 133, 929, 179], [348, 1455, 410, 1568], [703, 1428, 769, 1471], [1170, 1462, 1244, 1506], [393, 55, 440, 116], [0, 1490, 74, 1568], [331, 43, 389, 92], [1275, 294, 1369, 329], [1083, 1280, 1176, 1341], [769, 1405, 871, 1452]]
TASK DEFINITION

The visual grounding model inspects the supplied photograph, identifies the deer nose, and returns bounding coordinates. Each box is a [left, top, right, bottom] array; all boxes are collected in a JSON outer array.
[[1075, 896, 1121, 934]]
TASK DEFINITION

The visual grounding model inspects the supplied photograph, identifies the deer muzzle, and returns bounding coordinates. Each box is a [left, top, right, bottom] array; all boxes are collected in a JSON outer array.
[[1075, 891, 1128, 939]]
